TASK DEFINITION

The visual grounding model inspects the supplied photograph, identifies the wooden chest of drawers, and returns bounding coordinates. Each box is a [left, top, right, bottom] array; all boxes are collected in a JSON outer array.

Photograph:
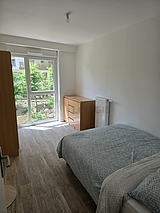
[[63, 95, 95, 131]]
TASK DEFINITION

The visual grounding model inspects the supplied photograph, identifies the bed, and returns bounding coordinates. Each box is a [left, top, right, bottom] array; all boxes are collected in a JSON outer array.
[[57, 124, 160, 213]]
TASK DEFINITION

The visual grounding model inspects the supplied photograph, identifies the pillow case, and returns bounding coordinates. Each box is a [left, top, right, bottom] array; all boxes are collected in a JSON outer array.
[[128, 168, 160, 213]]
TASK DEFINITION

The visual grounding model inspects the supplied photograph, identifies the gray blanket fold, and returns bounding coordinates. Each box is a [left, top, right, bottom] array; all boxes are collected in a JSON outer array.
[[96, 152, 160, 213]]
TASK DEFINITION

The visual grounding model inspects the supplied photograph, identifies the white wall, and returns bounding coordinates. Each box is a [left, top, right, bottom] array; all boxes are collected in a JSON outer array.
[[59, 51, 76, 120], [76, 15, 160, 137], [0, 43, 7, 50]]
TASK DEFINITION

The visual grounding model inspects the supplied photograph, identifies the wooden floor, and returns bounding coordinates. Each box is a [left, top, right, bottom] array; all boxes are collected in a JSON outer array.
[[4, 122, 97, 213]]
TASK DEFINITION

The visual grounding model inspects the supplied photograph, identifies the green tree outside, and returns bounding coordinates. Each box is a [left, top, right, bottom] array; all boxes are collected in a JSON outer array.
[[13, 63, 55, 122]]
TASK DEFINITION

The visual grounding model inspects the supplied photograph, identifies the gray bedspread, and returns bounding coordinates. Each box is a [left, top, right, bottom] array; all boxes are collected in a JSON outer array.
[[96, 152, 160, 213], [57, 124, 160, 205]]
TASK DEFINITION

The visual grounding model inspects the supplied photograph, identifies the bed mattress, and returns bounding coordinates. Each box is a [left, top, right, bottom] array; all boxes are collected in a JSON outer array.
[[57, 124, 160, 205], [121, 199, 151, 213]]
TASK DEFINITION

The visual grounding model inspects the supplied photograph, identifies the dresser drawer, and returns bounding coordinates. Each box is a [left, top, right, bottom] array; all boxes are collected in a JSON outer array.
[[68, 99, 75, 107], [68, 111, 74, 119], [68, 105, 74, 113], [68, 116, 74, 122]]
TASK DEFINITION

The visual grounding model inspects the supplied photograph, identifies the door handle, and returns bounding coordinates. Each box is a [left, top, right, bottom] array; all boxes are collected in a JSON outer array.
[[1, 155, 11, 168], [0, 155, 10, 178]]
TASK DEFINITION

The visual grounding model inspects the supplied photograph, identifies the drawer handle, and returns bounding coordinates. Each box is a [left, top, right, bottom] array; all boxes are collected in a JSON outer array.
[[69, 116, 74, 121], [68, 110, 74, 114]]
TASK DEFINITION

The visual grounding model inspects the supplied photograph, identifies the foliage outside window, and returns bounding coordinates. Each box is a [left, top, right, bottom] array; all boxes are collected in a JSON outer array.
[[13, 63, 55, 122]]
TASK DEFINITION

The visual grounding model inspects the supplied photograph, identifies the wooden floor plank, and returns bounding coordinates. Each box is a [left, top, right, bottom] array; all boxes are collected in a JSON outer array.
[[4, 122, 96, 213], [20, 183, 40, 213]]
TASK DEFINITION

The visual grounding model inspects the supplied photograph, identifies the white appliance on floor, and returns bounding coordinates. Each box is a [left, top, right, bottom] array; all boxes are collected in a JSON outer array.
[[95, 97, 112, 127]]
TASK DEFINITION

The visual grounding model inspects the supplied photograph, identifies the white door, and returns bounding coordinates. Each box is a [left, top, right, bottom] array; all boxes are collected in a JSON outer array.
[[0, 150, 7, 213]]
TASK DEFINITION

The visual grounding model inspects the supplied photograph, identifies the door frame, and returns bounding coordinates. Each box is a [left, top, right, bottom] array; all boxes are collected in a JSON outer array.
[[11, 53, 59, 126]]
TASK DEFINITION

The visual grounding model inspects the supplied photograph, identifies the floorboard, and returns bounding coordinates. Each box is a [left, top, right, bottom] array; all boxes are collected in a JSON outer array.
[[4, 122, 97, 213]]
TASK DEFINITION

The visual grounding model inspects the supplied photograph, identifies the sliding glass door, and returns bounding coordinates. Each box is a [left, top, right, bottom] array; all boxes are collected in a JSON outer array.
[[12, 55, 58, 126]]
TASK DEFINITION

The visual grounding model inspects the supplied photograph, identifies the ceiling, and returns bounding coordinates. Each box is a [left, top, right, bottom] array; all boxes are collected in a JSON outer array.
[[0, 0, 160, 46]]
